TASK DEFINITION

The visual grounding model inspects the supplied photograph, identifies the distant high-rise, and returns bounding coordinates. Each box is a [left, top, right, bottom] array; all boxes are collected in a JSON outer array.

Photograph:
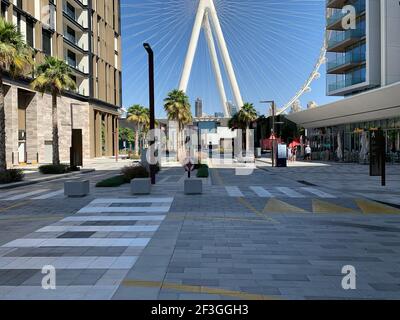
[[227, 101, 238, 116], [214, 112, 225, 118], [195, 98, 203, 117]]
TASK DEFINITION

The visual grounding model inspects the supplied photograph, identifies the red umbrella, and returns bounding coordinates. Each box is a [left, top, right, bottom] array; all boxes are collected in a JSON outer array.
[[289, 140, 301, 148]]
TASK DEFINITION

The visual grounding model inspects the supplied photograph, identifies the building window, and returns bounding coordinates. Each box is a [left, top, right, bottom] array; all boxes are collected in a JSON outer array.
[[42, 29, 52, 55], [67, 50, 76, 68], [26, 20, 34, 47], [1, 3, 6, 18], [66, 26, 76, 43], [16, 0, 23, 9], [65, 2, 76, 20], [16, 12, 21, 32]]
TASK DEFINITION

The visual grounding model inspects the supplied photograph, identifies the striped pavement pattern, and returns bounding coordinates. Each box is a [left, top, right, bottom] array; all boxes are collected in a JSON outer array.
[[0, 197, 173, 299]]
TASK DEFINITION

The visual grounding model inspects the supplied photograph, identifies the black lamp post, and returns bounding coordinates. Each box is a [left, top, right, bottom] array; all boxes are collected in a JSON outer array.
[[144, 43, 156, 184], [260, 100, 276, 167]]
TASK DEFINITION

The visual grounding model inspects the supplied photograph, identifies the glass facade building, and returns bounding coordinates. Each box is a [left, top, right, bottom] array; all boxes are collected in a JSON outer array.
[[326, 0, 367, 95]]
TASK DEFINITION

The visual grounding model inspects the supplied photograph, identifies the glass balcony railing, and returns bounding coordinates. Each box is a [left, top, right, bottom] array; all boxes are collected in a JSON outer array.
[[65, 59, 87, 74], [327, 1, 366, 28], [328, 77, 365, 92], [63, 6, 87, 28], [64, 34, 87, 51], [327, 28, 365, 49], [327, 53, 365, 71]]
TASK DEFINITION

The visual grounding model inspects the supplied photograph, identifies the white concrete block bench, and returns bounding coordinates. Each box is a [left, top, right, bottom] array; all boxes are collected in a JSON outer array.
[[64, 180, 90, 197], [131, 178, 152, 195], [184, 179, 203, 195]]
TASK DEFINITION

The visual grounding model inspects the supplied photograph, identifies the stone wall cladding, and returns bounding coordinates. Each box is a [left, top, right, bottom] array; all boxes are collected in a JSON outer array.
[[4, 82, 92, 167]]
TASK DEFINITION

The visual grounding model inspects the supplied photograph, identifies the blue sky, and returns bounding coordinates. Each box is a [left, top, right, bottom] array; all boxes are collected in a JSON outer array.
[[121, 0, 339, 118]]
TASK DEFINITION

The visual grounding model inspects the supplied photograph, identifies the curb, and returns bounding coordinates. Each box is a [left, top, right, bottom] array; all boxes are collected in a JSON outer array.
[[0, 169, 96, 190]]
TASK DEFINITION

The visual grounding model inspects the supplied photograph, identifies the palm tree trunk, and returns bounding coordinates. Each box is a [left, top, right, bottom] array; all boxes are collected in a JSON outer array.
[[51, 91, 60, 165], [177, 123, 183, 162], [0, 73, 7, 172], [134, 125, 139, 156]]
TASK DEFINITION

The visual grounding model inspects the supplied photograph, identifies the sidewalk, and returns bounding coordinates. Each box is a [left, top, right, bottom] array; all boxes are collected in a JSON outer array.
[[256, 157, 400, 205], [0, 157, 134, 190], [0, 169, 96, 190]]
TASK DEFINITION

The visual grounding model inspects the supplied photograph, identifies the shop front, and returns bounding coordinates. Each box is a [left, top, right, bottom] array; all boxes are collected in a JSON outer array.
[[306, 117, 400, 163]]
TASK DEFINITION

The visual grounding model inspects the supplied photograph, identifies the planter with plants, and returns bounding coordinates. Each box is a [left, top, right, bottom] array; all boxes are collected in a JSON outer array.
[[39, 164, 71, 175], [96, 175, 126, 188], [0, 169, 25, 184], [196, 164, 209, 178], [96, 164, 150, 188]]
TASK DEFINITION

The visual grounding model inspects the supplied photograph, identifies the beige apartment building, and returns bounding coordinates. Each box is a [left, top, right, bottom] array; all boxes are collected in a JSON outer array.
[[1, 0, 122, 166]]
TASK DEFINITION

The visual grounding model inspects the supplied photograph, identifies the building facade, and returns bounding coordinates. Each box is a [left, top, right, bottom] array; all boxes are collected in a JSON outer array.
[[326, 0, 400, 96], [1, 0, 122, 166], [288, 0, 400, 163]]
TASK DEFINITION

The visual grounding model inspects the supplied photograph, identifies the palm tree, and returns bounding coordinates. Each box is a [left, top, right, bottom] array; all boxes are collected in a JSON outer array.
[[31, 57, 76, 165], [127, 105, 148, 156], [163, 89, 192, 161], [236, 103, 258, 152], [0, 17, 33, 171]]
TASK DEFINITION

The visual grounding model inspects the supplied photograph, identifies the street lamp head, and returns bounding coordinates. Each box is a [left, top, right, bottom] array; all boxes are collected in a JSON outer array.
[[260, 100, 274, 105], [143, 43, 153, 54]]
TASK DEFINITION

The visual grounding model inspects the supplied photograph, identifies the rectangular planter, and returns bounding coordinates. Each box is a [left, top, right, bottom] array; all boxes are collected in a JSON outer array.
[[131, 178, 152, 195], [64, 180, 90, 197], [184, 179, 203, 195]]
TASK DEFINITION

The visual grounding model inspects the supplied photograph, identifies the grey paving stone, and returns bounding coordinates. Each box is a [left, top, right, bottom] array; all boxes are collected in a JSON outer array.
[[218, 268, 252, 275], [181, 279, 220, 287], [369, 283, 400, 292], [271, 274, 310, 281]]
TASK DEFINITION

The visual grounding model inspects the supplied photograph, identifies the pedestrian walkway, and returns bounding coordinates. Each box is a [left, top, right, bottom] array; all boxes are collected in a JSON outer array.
[[0, 197, 173, 299], [224, 186, 339, 199]]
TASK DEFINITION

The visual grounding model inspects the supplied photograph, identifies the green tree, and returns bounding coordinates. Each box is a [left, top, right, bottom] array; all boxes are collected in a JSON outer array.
[[237, 103, 258, 130], [31, 57, 76, 165], [127, 104, 149, 156], [119, 127, 135, 147], [163, 89, 192, 161], [0, 17, 33, 171]]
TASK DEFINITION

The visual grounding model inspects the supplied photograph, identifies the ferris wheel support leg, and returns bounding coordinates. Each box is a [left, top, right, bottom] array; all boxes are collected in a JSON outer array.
[[207, 0, 244, 109], [179, 1, 206, 92], [203, 13, 230, 118]]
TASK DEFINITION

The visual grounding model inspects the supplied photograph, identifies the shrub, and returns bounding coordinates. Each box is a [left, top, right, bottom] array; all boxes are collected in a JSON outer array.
[[0, 169, 25, 184], [39, 164, 70, 174], [69, 166, 81, 172], [196, 165, 209, 178], [96, 175, 126, 188], [129, 154, 141, 160], [121, 165, 149, 182]]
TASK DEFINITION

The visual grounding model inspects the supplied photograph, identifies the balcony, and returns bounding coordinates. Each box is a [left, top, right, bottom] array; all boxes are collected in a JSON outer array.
[[327, 53, 365, 74], [328, 77, 366, 93], [326, 1, 366, 30], [65, 59, 88, 75], [327, 28, 365, 52], [63, 5, 88, 30], [326, 0, 347, 9]]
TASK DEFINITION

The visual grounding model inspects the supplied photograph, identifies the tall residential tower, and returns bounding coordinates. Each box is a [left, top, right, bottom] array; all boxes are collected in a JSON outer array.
[[326, 0, 400, 96], [1, 0, 122, 165]]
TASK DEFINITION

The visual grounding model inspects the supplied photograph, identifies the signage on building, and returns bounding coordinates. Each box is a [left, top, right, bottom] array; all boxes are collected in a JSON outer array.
[[369, 129, 385, 178]]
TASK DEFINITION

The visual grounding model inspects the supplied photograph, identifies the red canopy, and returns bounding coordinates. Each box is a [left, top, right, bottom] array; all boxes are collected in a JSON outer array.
[[289, 140, 301, 148], [261, 135, 282, 150]]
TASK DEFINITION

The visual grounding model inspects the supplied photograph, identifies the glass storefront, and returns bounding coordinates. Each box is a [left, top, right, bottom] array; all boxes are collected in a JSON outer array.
[[307, 117, 400, 163]]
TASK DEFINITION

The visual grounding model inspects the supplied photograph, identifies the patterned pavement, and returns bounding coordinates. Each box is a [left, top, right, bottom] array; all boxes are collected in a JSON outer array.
[[0, 161, 399, 300]]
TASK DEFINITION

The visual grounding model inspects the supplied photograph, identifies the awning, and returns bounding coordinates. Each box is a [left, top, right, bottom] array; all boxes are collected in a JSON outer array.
[[286, 81, 400, 128]]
